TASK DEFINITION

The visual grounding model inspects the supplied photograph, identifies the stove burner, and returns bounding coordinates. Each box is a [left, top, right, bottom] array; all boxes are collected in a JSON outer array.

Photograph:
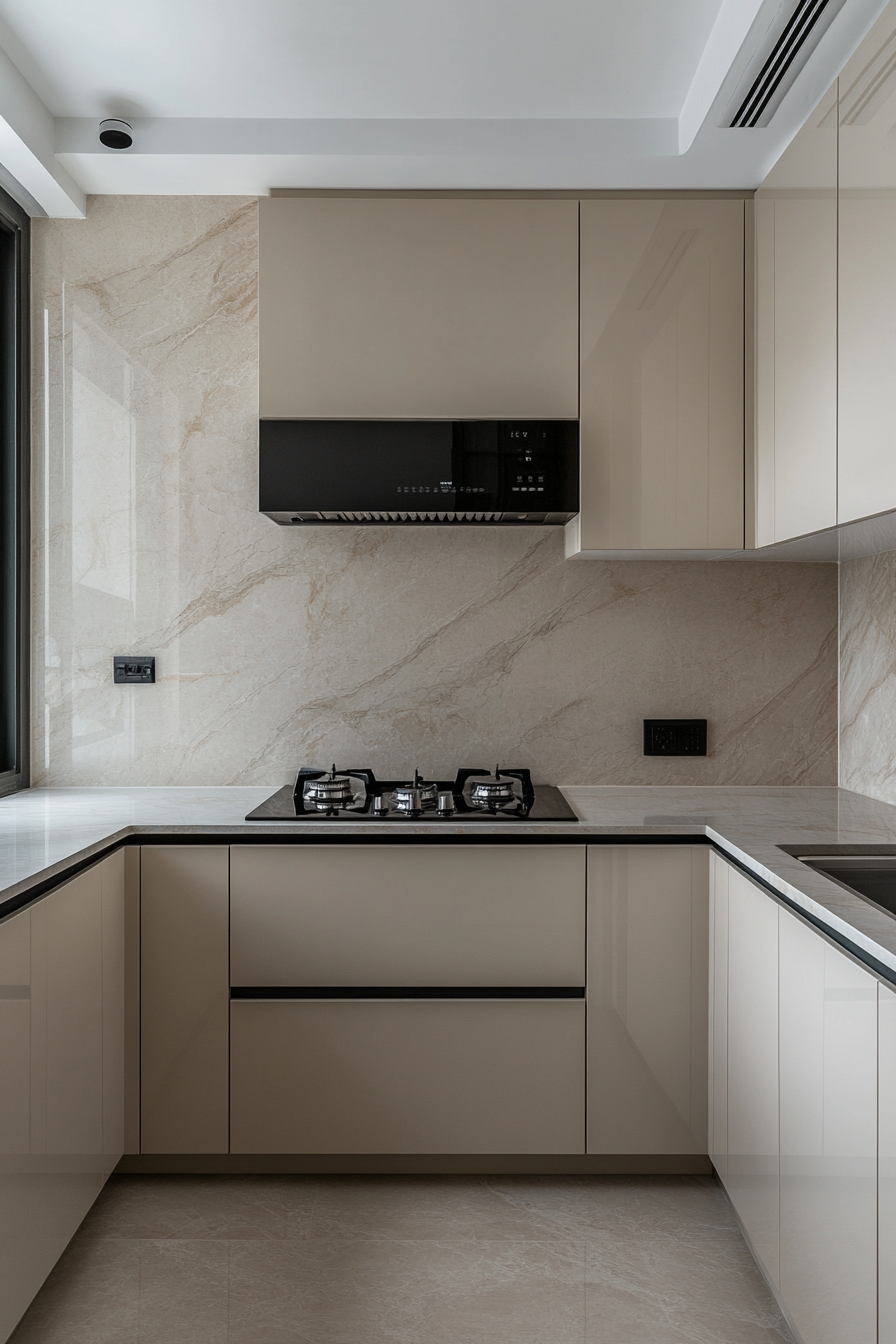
[[303, 764, 356, 810], [390, 770, 438, 815], [468, 765, 517, 809]]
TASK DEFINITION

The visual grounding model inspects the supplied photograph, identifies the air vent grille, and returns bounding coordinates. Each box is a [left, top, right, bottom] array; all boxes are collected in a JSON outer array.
[[326, 511, 508, 523], [727, 0, 843, 129]]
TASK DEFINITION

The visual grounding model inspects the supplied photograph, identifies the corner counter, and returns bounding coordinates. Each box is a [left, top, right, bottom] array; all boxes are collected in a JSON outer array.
[[4, 783, 896, 976]]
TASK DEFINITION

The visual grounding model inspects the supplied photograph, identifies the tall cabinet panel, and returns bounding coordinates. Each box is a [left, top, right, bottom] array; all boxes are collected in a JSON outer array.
[[778, 907, 877, 1344], [0, 852, 124, 1344], [141, 847, 229, 1153], [576, 198, 744, 552], [708, 852, 729, 1184], [754, 82, 838, 545], [725, 866, 780, 1289], [838, 3, 896, 524], [259, 196, 579, 420], [586, 846, 708, 1154], [881, 982, 896, 1344]]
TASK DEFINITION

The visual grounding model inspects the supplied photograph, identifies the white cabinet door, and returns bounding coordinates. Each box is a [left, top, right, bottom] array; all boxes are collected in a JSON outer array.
[[778, 907, 877, 1344], [141, 847, 229, 1154], [0, 852, 124, 1344], [838, 3, 896, 523], [259, 197, 579, 420], [726, 865, 779, 1289], [586, 846, 708, 1154], [754, 82, 838, 545], [881, 981, 896, 1344], [708, 851, 729, 1184], [576, 198, 744, 552], [231, 998, 585, 1155]]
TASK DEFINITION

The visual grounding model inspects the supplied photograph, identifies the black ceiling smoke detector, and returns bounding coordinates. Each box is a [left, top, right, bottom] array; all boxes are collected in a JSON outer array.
[[98, 118, 133, 150], [725, 0, 846, 128]]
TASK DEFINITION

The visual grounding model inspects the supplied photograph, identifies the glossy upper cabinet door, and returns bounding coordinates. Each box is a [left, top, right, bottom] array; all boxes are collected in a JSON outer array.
[[586, 846, 708, 1154], [839, 4, 896, 524], [754, 83, 837, 545], [141, 847, 229, 1153], [576, 198, 744, 552], [708, 851, 729, 1185], [726, 866, 779, 1290], [881, 981, 896, 1344], [778, 907, 877, 1344], [259, 197, 579, 420]]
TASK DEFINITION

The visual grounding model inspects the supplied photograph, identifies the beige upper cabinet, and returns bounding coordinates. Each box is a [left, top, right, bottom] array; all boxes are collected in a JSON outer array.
[[258, 196, 579, 420], [574, 197, 744, 553], [838, 4, 896, 525], [754, 82, 837, 545]]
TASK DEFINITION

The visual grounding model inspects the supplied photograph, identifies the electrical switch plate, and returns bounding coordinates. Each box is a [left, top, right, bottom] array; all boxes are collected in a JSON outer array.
[[643, 718, 707, 756], [114, 656, 155, 684]]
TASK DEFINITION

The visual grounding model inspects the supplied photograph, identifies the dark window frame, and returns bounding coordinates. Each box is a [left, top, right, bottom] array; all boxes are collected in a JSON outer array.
[[0, 185, 30, 797]]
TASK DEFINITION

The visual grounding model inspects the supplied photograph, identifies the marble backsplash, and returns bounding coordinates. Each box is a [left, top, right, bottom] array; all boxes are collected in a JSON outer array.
[[31, 195, 838, 788], [840, 551, 896, 805]]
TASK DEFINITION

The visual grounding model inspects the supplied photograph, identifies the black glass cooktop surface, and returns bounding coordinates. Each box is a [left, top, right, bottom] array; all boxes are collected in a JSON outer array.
[[245, 767, 578, 822]]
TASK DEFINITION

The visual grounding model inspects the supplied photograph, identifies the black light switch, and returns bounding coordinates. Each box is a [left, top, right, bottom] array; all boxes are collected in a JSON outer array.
[[644, 719, 707, 756], [114, 656, 155, 684]]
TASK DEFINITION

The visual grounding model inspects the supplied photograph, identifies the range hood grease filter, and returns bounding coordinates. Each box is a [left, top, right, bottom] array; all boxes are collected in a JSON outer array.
[[259, 419, 579, 526]]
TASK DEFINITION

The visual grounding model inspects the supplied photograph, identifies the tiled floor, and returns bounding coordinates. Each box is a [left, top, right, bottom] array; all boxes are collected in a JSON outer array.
[[10, 1175, 794, 1343]]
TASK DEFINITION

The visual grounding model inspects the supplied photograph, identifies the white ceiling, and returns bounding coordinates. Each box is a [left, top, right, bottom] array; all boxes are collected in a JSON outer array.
[[0, 0, 724, 121], [0, 0, 889, 214]]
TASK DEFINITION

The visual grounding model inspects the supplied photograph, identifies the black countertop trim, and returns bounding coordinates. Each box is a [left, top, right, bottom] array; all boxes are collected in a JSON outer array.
[[709, 841, 896, 989]]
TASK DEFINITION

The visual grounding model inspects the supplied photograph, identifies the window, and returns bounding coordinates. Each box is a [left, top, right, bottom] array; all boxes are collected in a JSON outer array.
[[0, 185, 29, 796]]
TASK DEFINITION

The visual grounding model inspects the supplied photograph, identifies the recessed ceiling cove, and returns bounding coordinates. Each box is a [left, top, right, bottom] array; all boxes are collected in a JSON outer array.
[[0, 0, 889, 213]]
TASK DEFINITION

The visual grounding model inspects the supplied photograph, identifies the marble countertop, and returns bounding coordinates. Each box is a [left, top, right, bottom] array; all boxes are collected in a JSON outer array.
[[4, 784, 896, 977]]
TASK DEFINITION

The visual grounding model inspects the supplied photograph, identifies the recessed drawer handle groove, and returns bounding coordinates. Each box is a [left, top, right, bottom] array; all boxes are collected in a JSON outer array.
[[230, 986, 585, 1001]]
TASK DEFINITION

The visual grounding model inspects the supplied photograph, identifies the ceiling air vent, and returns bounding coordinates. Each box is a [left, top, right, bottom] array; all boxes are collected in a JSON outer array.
[[725, 0, 847, 128]]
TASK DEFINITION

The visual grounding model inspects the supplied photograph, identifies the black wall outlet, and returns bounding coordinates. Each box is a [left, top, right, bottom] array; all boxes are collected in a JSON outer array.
[[644, 718, 707, 756], [114, 656, 155, 684]]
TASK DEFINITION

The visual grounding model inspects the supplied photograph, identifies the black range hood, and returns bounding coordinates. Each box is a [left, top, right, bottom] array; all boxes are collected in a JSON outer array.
[[259, 419, 579, 525]]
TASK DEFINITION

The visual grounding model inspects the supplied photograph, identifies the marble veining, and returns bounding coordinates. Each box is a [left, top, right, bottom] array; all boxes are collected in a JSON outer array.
[[30, 196, 838, 789], [840, 550, 896, 806]]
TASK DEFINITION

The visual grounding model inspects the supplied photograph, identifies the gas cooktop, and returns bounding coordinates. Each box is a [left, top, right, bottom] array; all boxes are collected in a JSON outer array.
[[245, 765, 578, 822]]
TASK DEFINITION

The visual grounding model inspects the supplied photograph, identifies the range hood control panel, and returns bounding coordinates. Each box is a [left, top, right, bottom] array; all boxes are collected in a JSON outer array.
[[259, 419, 579, 526]]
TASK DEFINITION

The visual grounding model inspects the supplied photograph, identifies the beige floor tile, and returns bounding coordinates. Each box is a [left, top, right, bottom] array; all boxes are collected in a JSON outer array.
[[9, 1239, 139, 1344], [584, 1233, 794, 1344], [308, 1175, 572, 1242], [227, 1237, 586, 1344], [76, 1175, 317, 1241], [486, 1176, 741, 1241]]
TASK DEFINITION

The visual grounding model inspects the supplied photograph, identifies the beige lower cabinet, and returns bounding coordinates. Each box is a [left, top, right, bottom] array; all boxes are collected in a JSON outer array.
[[880, 982, 896, 1344], [229, 843, 586, 1155], [0, 850, 124, 1344], [141, 847, 229, 1153], [778, 904, 877, 1344], [711, 852, 883, 1343], [713, 859, 780, 1289], [231, 998, 585, 1154], [230, 844, 585, 987], [708, 851, 729, 1183], [586, 846, 708, 1153]]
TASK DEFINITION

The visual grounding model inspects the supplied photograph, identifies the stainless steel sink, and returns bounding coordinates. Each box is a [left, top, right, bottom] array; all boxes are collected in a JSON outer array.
[[799, 856, 896, 918]]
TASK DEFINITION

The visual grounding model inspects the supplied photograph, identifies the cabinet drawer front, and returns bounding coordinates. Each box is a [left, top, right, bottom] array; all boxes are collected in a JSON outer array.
[[230, 999, 585, 1153], [230, 845, 585, 987]]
